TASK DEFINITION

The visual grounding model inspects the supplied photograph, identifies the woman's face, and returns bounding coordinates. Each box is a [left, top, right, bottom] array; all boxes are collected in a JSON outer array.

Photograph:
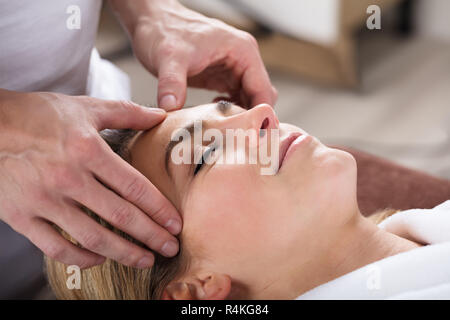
[[129, 103, 357, 297]]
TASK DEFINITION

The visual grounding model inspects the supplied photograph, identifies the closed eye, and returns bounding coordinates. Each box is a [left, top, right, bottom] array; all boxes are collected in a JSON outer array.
[[194, 145, 217, 175]]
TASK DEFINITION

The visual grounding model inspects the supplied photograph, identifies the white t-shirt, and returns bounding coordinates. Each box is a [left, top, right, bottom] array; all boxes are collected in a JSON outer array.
[[0, 0, 102, 95]]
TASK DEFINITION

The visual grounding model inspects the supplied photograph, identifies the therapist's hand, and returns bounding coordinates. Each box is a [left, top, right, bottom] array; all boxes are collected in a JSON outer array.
[[109, 0, 277, 110], [0, 89, 181, 269]]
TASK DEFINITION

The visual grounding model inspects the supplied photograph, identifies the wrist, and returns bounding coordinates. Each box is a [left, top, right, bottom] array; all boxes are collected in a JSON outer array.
[[0, 89, 19, 124], [0, 89, 23, 146]]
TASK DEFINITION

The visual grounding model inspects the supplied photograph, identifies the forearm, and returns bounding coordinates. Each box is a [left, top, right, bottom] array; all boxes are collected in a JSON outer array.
[[108, 0, 182, 37]]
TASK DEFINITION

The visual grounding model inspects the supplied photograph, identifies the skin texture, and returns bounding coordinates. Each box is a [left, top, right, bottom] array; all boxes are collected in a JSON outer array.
[[109, 0, 277, 110], [0, 89, 181, 269], [129, 103, 421, 300]]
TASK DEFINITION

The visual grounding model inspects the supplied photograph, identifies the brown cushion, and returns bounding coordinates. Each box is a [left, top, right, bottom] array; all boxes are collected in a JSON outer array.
[[334, 146, 450, 216]]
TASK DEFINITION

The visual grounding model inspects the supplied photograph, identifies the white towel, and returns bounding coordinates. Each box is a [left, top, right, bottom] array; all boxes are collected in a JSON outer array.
[[296, 200, 450, 300]]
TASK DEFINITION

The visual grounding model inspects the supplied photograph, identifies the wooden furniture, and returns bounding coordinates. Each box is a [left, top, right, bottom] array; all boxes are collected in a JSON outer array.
[[257, 0, 406, 87]]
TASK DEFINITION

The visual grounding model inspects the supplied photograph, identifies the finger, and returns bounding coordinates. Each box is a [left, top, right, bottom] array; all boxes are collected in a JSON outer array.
[[73, 176, 179, 258], [84, 97, 167, 131], [271, 86, 279, 106], [157, 58, 188, 111], [27, 218, 105, 269], [241, 62, 276, 108], [234, 43, 276, 107], [212, 96, 232, 103], [90, 140, 182, 234], [53, 205, 156, 269]]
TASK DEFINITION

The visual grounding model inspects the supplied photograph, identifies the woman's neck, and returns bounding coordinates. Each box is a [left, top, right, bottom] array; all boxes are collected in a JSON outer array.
[[320, 215, 421, 289], [252, 211, 421, 299]]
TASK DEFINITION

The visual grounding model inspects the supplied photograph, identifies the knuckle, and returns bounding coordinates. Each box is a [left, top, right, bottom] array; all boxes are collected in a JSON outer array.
[[6, 210, 26, 228], [32, 188, 52, 203], [109, 204, 135, 228], [123, 178, 147, 204], [6, 212, 30, 234], [149, 202, 168, 222], [118, 100, 141, 113], [47, 164, 83, 192], [42, 242, 65, 261], [1, 201, 24, 224], [158, 72, 182, 88], [80, 232, 105, 252], [158, 41, 178, 58], [241, 31, 258, 48], [77, 258, 98, 269], [143, 228, 166, 249], [121, 252, 144, 267], [66, 131, 100, 162]]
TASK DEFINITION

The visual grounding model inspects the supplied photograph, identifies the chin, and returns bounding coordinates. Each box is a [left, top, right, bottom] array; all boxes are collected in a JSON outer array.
[[331, 148, 356, 173], [299, 147, 358, 219], [312, 144, 356, 172], [317, 146, 357, 196]]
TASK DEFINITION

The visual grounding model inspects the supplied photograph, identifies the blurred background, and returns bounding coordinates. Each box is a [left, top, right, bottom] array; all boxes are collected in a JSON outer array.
[[98, 0, 450, 179], [4, 0, 450, 299]]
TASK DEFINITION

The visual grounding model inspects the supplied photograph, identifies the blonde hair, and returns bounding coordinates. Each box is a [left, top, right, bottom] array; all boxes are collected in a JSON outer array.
[[45, 214, 189, 300], [368, 208, 399, 224]]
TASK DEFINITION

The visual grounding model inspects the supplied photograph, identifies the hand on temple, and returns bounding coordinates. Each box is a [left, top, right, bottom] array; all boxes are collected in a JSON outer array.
[[109, 0, 278, 110], [0, 89, 182, 269]]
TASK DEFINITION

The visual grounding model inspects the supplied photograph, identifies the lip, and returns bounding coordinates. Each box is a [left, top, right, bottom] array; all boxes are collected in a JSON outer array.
[[278, 132, 310, 170]]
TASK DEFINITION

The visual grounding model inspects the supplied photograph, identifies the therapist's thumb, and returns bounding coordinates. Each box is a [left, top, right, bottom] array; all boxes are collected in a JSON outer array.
[[157, 61, 187, 111], [89, 98, 167, 131]]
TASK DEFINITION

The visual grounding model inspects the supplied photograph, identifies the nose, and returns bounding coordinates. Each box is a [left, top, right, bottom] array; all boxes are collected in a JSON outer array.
[[243, 104, 279, 133], [218, 104, 279, 149]]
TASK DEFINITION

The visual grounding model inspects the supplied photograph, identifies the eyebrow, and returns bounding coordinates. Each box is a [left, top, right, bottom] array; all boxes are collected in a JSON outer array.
[[164, 102, 232, 178], [164, 122, 195, 179]]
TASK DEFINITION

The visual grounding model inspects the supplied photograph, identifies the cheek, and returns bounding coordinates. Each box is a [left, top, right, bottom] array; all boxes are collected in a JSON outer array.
[[287, 146, 357, 212], [181, 165, 275, 259]]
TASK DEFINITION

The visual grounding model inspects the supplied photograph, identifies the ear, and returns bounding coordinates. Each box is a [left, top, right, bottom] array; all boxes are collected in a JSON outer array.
[[162, 273, 231, 300]]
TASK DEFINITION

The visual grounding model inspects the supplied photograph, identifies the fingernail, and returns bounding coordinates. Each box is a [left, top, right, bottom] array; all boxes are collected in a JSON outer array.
[[165, 219, 182, 235], [137, 255, 154, 269], [159, 94, 178, 111], [162, 240, 179, 257]]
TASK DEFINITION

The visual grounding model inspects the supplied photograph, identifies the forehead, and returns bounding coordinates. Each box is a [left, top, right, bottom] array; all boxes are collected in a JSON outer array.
[[161, 103, 220, 134], [134, 103, 220, 152], [127, 103, 220, 206]]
